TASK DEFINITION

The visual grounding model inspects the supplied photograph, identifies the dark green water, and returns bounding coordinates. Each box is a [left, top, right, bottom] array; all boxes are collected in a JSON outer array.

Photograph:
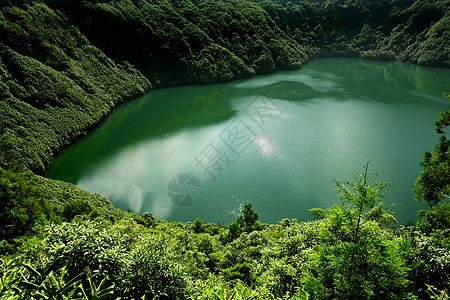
[[46, 59, 450, 224]]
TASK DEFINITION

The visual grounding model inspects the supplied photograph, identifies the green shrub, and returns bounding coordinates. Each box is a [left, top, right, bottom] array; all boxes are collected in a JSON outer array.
[[401, 226, 450, 299], [222, 262, 256, 286], [62, 200, 95, 221]]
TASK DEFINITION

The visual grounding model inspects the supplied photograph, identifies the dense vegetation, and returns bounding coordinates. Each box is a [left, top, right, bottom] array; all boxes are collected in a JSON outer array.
[[1, 170, 450, 299], [0, 0, 449, 298]]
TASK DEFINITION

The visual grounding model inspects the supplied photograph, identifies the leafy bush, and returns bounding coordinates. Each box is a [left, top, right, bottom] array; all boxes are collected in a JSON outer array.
[[62, 200, 96, 221], [401, 226, 450, 299], [222, 262, 257, 286], [124, 239, 190, 299], [0, 167, 53, 240]]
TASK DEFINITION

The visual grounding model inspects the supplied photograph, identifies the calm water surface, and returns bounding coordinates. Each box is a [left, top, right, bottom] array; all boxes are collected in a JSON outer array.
[[46, 59, 450, 224]]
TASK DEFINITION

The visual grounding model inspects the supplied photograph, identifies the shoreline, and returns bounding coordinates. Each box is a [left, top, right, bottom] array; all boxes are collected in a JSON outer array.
[[44, 57, 448, 225], [0, 0, 448, 225]]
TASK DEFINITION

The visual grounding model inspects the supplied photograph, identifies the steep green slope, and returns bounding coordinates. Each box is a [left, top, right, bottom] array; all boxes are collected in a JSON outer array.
[[0, 3, 151, 173], [255, 0, 450, 65]]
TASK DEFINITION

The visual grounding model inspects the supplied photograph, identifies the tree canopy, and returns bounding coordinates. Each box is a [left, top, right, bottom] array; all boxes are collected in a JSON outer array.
[[415, 94, 450, 207]]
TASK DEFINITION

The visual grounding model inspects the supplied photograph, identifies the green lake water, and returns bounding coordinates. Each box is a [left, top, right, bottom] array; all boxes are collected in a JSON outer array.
[[46, 59, 450, 224]]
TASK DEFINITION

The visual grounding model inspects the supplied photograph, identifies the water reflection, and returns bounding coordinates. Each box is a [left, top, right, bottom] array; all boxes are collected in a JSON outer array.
[[46, 59, 450, 224]]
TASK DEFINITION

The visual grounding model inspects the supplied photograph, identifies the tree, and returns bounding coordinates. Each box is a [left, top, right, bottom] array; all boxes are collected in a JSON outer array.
[[222, 262, 257, 286], [225, 203, 262, 242], [236, 203, 260, 232], [333, 161, 391, 245], [417, 202, 450, 248], [62, 200, 95, 221], [193, 218, 205, 233], [415, 93, 450, 207], [302, 162, 411, 299], [309, 207, 327, 220], [0, 167, 51, 240]]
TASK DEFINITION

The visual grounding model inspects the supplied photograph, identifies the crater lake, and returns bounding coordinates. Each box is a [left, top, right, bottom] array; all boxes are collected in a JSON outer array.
[[46, 59, 450, 224]]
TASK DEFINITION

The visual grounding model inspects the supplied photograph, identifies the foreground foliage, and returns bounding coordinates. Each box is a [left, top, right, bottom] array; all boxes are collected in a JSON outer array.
[[415, 93, 450, 206], [1, 166, 449, 299], [303, 163, 409, 299]]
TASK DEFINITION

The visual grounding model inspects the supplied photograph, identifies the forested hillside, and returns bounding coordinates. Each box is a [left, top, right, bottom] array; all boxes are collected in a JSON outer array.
[[1, 0, 449, 173], [0, 0, 449, 299]]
